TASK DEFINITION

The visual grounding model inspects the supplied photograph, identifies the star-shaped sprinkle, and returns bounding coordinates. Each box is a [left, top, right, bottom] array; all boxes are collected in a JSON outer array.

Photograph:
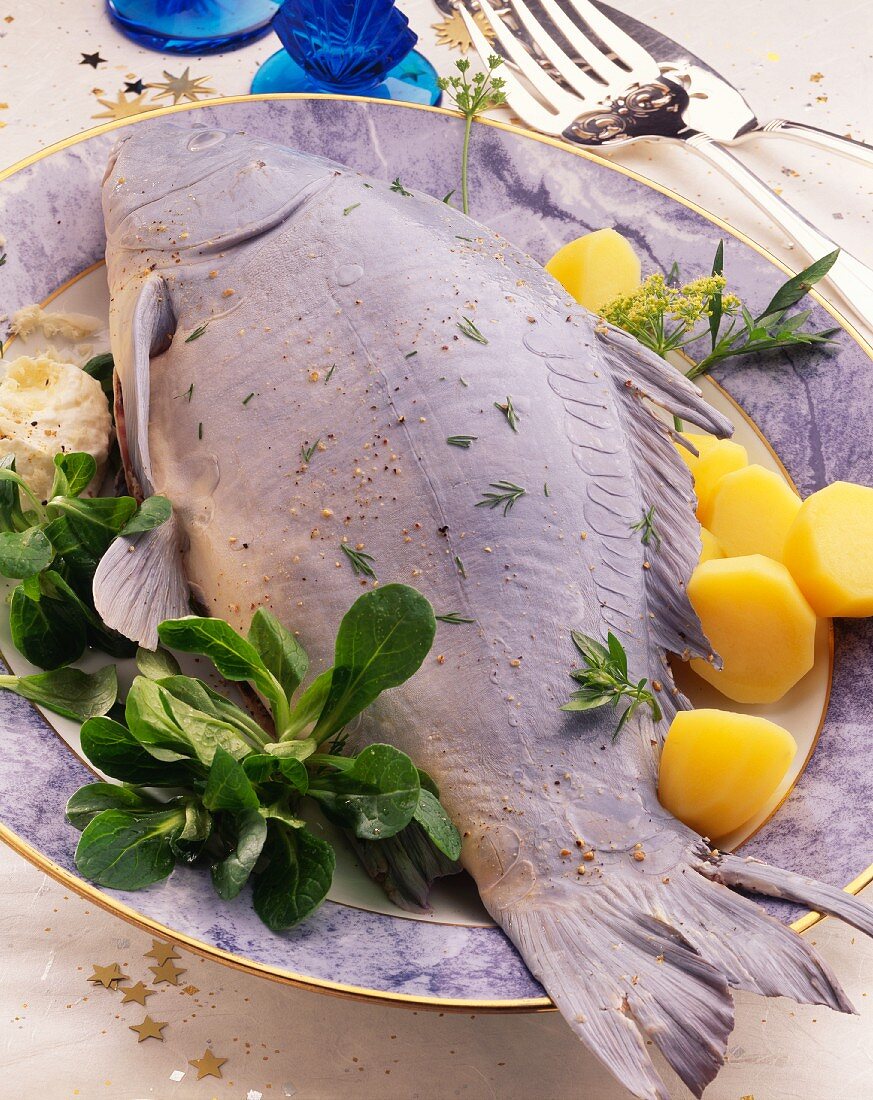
[[432, 11, 495, 54], [87, 963, 127, 989], [129, 1015, 168, 1042], [144, 939, 181, 965], [92, 90, 160, 121], [80, 51, 106, 68], [149, 67, 216, 104], [120, 981, 155, 1006], [189, 1049, 227, 1080], [124, 78, 145, 94], [150, 959, 186, 986]]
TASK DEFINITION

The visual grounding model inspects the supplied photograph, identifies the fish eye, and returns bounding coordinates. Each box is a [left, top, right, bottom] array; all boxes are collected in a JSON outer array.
[[187, 129, 227, 152]]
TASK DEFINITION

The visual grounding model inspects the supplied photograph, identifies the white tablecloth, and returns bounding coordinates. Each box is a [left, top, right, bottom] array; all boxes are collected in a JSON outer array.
[[1, 2, 871, 1096]]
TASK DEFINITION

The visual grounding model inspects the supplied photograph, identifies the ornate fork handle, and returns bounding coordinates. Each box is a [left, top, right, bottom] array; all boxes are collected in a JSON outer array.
[[736, 119, 873, 170], [682, 133, 873, 326], [562, 78, 688, 144]]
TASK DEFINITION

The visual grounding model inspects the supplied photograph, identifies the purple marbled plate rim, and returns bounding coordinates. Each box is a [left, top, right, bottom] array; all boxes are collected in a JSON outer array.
[[0, 94, 871, 1009]]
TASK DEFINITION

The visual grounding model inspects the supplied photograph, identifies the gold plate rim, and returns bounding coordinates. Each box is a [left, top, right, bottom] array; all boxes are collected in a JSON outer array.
[[0, 92, 869, 1008]]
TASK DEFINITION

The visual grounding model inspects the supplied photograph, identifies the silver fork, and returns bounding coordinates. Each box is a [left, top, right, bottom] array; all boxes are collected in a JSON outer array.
[[460, 0, 873, 325]]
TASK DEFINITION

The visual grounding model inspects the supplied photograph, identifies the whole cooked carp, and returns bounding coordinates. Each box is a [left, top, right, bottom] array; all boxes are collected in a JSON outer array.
[[95, 122, 873, 1100]]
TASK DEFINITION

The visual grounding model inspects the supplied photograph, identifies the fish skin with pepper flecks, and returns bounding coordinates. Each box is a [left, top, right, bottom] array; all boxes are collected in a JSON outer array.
[[94, 122, 873, 1100]]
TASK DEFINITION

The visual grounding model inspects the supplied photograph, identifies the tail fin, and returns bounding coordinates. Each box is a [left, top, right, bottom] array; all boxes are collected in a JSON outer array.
[[706, 852, 873, 938], [493, 853, 863, 1100]]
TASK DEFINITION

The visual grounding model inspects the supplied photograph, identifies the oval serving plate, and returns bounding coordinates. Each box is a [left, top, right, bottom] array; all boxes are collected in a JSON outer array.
[[0, 96, 871, 1009]]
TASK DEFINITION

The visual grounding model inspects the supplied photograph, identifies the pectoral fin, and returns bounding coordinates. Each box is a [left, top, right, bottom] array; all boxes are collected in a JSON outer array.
[[94, 271, 190, 648]]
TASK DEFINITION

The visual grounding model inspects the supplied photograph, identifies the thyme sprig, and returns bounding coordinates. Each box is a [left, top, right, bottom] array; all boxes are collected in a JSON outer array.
[[561, 631, 661, 740], [437, 56, 507, 215], [476, 480, 526, 516], [447, 434, 477, 448], [494, 395, 519, 432], [436, 612, 475, 624], [390, 177, 412, 197], [185, 323, 208, 343], [630, 505, 660, 548], [341, 544, 377, 579]]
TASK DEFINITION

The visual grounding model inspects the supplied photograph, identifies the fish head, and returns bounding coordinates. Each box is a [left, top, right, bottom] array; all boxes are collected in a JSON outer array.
[[102, 121, 339, 254]]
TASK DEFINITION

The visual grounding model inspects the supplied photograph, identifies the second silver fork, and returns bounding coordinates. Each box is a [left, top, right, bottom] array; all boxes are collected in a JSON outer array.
[[458, 0, 873, 325]]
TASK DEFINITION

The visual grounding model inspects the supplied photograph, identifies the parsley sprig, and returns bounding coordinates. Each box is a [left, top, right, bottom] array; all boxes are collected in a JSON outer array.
[[561, 630, 661, 740], [437, 56, 507, 215]]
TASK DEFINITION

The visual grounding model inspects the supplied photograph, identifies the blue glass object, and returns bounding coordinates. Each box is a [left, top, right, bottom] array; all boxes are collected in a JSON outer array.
[[107, 0, 280, 54], [250, 0, 441, 106]]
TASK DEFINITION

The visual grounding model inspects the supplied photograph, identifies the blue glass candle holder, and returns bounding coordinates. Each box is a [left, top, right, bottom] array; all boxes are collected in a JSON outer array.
[[107, 0, 280, 54], [250, 0, 441, 106]]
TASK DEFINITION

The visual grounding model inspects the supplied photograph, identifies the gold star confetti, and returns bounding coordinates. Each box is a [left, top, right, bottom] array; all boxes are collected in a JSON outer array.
[[87, 963, 127, 989], [432, 11, 495, 54], [149, 67, 216, 104], [189, 1049, 227, 1080], [120, 981, 155, 1006], [92, 91, 160, 121], [144, 939, 181, 965], [129, 1015, 168, 1042], [150, 959, 186, 986]]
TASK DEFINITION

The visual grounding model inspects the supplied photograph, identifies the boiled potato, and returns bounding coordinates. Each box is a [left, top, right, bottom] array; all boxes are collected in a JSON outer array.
[[675, 433, 749, 526], [783, 481, 873, 616], [545, 228, 641, 312], [699, 527, 724, 564], [658, 709, 797, 839], [687, 555, 816, 703], [708, 464, 801, 561]]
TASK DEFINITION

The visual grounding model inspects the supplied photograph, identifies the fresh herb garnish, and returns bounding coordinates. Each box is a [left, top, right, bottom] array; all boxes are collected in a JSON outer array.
[[343, 203, 361, 216], [455, 235, 473, 243], [454, 555, 466, 578], [301, 439, 320, 465], [457, 316, 488, 344], [459, 377, 469, 387], [437, 56, 507, 216], [630, 505, 661, 548], [442, 190, 455, 205], [175, 383, 194, 402], [185, 323, 208, 343], [0, 453, 167, 669], [0, 665, 117, 721], [324, 364, 336, 383], [544, 483, 550, 497], [198, 422, 203, 440], [435, 612, 475, 624], [494, 395, 519, 432], [340, 543, 376, 579], [0, 249, 6, 267], [390, 177, 412, 198], [82, 352, 115, 401], [602, 244, 840, 382], [66, 587, 459, 925], [561, 630, 662, 740], [476, 480, 526, 516], [446, 434, 477, 448], [242, 392, 255, 406], [404, 351, 418, 359]]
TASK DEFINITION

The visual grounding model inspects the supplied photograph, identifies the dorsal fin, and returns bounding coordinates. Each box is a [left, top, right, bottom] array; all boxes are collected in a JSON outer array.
[[596, 322, 732, 664]]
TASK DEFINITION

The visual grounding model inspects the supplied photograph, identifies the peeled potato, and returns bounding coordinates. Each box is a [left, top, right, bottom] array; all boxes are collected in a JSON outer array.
[[708, 464, 801, 561], [687, 555, 816, 704], [675, 433, 749, 527], [783, 481, 873, 616], [698, 527, 724, 564], [545, 228, 641, 312], [659, 709, 797, 839]]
